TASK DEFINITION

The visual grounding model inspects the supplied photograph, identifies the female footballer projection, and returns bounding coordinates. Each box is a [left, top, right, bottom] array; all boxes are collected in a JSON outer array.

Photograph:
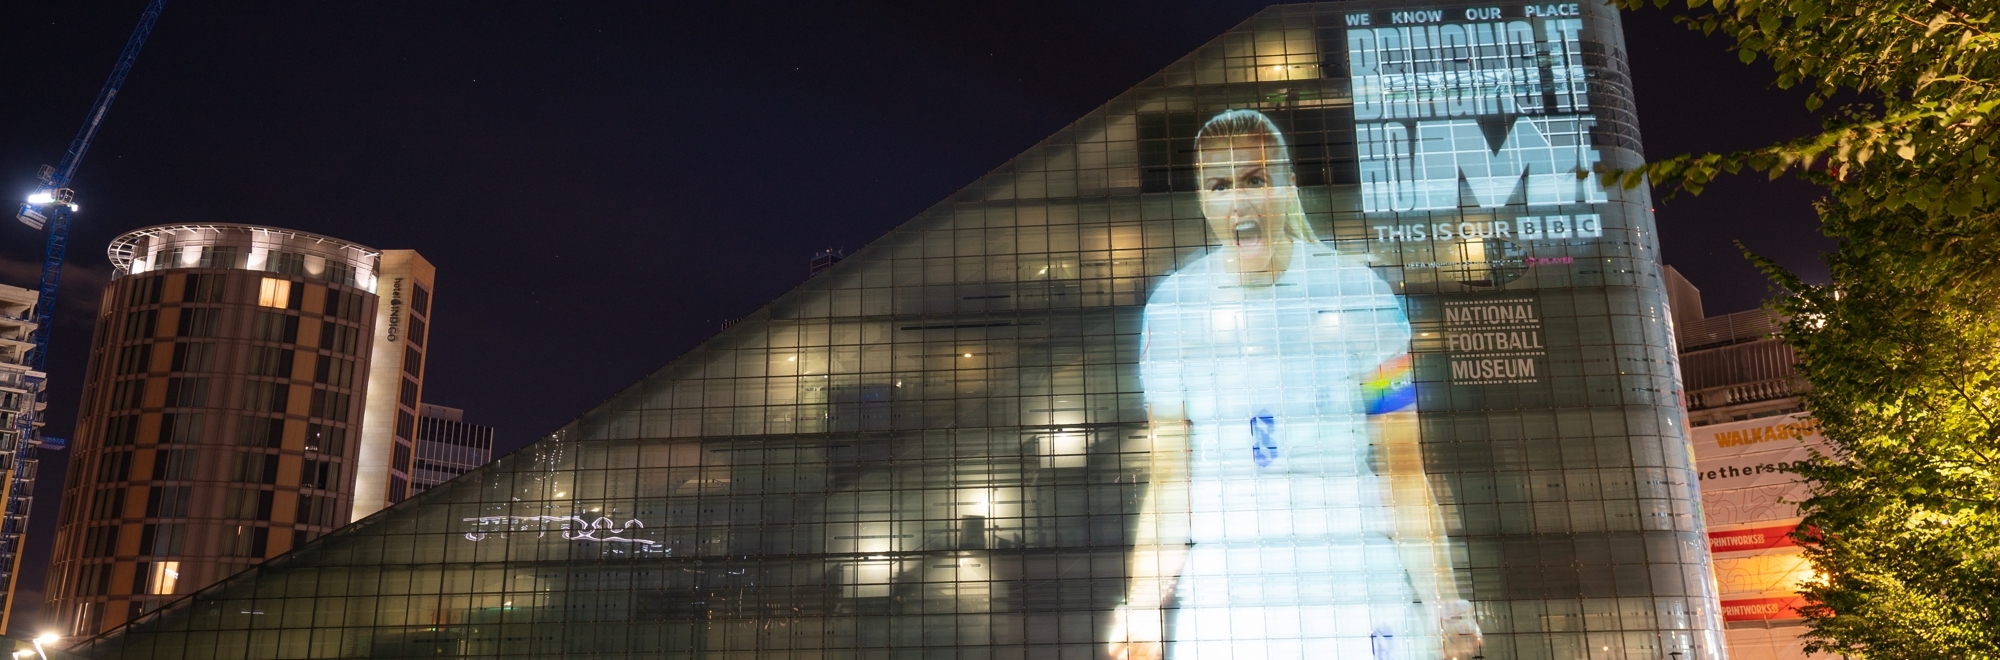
[[1111, 109, 1481, 660]]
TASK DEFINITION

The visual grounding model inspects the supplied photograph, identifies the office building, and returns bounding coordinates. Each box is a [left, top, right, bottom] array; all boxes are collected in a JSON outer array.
[[68, 3, 1724, 657], [1668, 267, 1815, 660], [408, 404, 492, 495], [46, 225, 434, 636], [0, 284, 53, 631]]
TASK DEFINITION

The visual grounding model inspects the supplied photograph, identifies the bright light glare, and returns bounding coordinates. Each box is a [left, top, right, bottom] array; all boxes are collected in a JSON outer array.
[[33, 633, 57, 645], [25, 192, 52, 205]]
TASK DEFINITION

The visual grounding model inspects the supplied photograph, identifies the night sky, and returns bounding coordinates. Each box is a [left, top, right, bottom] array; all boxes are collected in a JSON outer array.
[[0, 1, 1832, 635]]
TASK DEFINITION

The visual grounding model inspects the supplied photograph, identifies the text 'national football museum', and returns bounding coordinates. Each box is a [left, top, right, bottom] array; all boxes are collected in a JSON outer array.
[[66, 2, 1720, 658]]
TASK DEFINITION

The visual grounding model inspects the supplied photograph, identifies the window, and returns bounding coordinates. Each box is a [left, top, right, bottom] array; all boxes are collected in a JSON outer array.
[[74, 602, 103, 637], [196, 245, 240, 269], [182, 273, 227, 302], [103, 415, 141, 446], [252, 311, 300, 343], [399, 378, 419, 407], [235, 452, 279, 484], [296, 493, 338, 528], [410, 284, 430, 316], [144, 560, 179, 595], [403, 346, 423, 377], [79, 564, 114, 597], [122, 309, 158, 340], [315, 355, 354, 387], [223, 526, 268, 558], [408, 316, 426, 347], [175, 308, 220, 337], [310, 389, 350, 420], [271, 252, 306, 276], [117, 344, 153, 375], [88, 488, 125, 521], [144, 485, 193, 517], [83, 526, 119, 558], [151, 450, 198, 480], [157, 413, 206, 443], [169, 342, 214, 372], [242, 382, 289, 413], [109, 379, 145, 410], [138, 523, 185, 556], [224, 489, 264, 520], [395, 409, 414, 440], [301, 458, 339, 491], [151, 448, 198, 480], [94, 451, 132, 482], [163, 377, 209, 407], [249, 347, 294, 378], [323, 289, 365, 322], [305, 424, 345, 455], [258, 278, 292, 309], [319, 323, 359, 354], [238, 416, 285, 448], [392, 441, 411, 471], [131, 275, 164, 305], [324, 261, 356, 287]]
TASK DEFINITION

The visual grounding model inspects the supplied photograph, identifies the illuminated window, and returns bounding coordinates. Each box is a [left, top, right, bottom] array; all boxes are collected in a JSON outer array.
[[258, 278, 291, 308], [149, 561, 179, 595]]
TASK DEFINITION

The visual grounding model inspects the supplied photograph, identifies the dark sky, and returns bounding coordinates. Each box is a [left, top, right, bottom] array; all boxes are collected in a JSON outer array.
[[0, 0, 1831, 635]]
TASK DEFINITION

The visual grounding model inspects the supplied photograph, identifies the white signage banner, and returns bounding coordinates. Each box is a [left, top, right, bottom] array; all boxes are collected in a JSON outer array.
[[1690, 414, 1828, 492]]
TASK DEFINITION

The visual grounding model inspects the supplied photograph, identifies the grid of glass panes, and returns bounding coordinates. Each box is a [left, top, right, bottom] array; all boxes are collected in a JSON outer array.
[[73, 3, 1720, 659]]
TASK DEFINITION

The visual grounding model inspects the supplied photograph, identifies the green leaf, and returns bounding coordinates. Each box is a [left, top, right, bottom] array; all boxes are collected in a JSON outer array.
[[1740, 48, 1759, 64]]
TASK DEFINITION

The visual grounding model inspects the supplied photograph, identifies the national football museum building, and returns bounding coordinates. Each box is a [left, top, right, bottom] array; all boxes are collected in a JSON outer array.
[[65, 1, 1722, 658]]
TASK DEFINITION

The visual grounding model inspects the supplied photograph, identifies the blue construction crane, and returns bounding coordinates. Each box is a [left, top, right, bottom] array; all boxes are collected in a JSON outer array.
[[16, 0, 168, 371]]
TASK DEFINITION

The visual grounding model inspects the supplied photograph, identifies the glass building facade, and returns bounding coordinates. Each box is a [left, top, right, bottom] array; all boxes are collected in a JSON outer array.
[[68, 2, 1722, 658]]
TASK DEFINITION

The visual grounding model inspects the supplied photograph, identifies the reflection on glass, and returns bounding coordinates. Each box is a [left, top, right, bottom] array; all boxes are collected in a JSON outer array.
[[1115, 110, 1479, 660]]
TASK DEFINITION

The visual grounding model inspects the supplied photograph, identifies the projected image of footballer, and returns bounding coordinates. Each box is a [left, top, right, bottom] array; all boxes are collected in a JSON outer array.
[[1110, 109, 1482, 660]]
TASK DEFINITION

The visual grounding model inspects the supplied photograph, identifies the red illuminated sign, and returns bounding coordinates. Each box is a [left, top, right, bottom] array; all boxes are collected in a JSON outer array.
[[1720, 596, 1806, 622], [1708, 523, 1800, 552]]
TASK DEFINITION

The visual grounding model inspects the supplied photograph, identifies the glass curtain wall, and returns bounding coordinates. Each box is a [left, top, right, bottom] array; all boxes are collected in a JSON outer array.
[[70, 2, 1722, 658]]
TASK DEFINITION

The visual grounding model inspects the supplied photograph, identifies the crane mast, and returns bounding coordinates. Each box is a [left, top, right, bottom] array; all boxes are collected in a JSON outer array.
[[16, 0, 168, 371]]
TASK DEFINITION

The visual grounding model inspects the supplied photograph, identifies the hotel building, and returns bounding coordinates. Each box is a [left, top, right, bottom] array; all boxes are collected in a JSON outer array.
[[46, 225, 433, 636]]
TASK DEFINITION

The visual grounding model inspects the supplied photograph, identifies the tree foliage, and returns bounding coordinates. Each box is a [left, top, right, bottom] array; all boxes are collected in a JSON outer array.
[[1606, 0, 2000, 656], [1757, 205, 2000, 658], [1612, 0, 1999, 280]]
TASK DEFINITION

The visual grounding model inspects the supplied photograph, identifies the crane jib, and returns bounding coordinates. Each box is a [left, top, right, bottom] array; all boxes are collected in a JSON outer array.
[[23, 0, 168, 372]]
